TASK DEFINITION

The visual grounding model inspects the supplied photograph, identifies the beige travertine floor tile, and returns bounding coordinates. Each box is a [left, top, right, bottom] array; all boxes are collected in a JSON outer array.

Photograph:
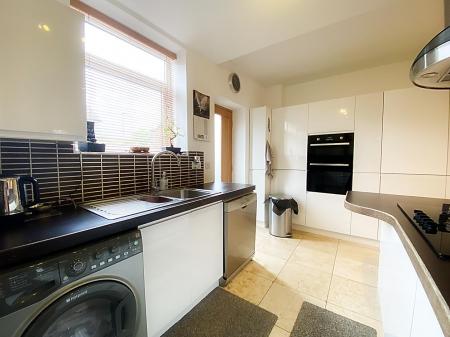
[[256, 234, 300, 260], [268, 325, 290, 337], [334, 256, 378, 287], [224, 270, 272, 305], [256, 224, 270, 237], [326, 303, 383, 336], [244, 251, 286, 281], [328, 275, 381, 320], [337, 240, 379, 266], [260, 283, 326, 332], [289, 244, 336, 273], [299, 233, 339, 255], [276, 262, 332, 301]]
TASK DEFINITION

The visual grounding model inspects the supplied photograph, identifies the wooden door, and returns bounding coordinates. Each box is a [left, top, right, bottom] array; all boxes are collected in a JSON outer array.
[[215, 105, 232, 182]]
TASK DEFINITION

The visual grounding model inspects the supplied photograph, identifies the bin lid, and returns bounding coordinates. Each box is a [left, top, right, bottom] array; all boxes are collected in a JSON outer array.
[[269, 194, 292, 201]]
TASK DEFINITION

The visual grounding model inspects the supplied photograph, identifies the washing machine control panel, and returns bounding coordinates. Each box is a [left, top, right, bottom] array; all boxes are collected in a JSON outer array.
[[0, 230, 142, 318]]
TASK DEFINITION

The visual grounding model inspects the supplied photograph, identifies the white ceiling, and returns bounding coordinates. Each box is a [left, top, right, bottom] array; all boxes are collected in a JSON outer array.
[[108, 0, 444, 85]]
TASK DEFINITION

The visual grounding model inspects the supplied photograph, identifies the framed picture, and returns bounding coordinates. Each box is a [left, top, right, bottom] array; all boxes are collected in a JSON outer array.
[[193, 90, 210, 119]]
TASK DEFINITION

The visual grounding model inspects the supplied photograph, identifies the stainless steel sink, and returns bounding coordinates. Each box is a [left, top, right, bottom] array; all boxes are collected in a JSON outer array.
[[81, 194, 180, 219], [158, 188, 215, 199], [137, 195, 175, 203]]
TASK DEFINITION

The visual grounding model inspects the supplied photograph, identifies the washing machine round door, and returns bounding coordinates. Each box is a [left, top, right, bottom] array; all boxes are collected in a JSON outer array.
[[22, 281, 137, 337]]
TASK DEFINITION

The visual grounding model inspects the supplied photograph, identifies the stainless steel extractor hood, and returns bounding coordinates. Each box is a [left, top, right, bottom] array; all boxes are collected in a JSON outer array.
[[411, 0, 450, 89], [410, 27, 450, 89]]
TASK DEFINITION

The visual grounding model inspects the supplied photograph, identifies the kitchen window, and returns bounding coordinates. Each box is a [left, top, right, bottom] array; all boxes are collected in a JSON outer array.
[[84, 20, 175, 153]]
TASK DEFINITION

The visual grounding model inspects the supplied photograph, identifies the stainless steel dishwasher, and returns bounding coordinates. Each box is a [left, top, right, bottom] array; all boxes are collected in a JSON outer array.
[[221, 193, 257, 285]]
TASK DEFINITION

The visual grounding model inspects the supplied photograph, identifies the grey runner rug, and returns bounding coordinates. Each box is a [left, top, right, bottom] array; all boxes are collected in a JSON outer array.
[[290, 302, 377, 337], [162, 287, 277, 337]]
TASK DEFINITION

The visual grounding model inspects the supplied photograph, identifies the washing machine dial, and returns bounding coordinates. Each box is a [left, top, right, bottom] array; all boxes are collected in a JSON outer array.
[[67, 258, 87, 276]]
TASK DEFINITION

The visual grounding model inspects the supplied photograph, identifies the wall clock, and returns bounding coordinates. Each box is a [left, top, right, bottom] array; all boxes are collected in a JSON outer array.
[[228, 73, 241, 93]]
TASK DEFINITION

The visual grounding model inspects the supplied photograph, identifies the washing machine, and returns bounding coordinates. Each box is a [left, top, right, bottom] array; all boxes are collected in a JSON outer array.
[[0, 229, 147, 337]]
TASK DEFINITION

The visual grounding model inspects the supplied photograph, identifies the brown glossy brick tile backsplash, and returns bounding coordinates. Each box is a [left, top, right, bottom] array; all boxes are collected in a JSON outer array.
[[0, 138, 204, 205]]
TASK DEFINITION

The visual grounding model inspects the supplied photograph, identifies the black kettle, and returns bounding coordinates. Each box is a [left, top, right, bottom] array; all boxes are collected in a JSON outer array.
[[0, 175, 40, 219]]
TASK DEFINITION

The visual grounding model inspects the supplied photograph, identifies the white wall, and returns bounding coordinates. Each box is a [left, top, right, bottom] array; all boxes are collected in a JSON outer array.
[[78, 1, 267, 183], [184, 50, 266, 182], [283, 61, 412, 105]]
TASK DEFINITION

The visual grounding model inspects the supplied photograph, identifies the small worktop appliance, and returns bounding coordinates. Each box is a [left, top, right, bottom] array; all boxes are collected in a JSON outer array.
[[0, 175, 40, 221]]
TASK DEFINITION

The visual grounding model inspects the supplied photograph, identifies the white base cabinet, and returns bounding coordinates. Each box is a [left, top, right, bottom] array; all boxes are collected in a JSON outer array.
[[305, 192, 351, 234], [140, 203, 223, 337], [378, 221, 444, 337]]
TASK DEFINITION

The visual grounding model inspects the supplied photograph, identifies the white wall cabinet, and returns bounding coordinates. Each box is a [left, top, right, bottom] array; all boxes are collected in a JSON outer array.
[[380, 174, 446, 198], [141, 203, 223, 337], [0, 0, 86, 141], [250, 106, 271, 223], [250, 106, 271, 170], [382, 88, 449, 175], [271, 104, 308, 170], [308, 96, 355, 134], [353, 92, 383, 173], [305, 192, 351, 234], [378, 221, 444, 337]]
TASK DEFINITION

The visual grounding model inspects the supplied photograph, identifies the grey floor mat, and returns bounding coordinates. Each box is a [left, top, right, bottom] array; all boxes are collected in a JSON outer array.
[[162, 287, 277, 337], [290, 302, 377, 337]]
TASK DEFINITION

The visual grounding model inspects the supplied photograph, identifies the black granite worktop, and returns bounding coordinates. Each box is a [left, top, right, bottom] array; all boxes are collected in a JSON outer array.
[[345, 191, 450, 337], [0, 182, 254, 271]]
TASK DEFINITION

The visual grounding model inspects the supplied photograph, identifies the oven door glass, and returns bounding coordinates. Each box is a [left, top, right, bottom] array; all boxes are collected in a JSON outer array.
[[22, 281, 137, 337], [308, 144, 353, 164], [307, 166, 352, 195]]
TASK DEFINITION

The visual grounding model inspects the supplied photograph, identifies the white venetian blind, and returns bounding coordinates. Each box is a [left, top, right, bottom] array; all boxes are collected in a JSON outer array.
[[84, 20, 175, 153]]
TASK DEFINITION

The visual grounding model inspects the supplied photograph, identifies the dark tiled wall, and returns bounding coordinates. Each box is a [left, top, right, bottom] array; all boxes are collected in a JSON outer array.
[[0, 138, 204, 205]]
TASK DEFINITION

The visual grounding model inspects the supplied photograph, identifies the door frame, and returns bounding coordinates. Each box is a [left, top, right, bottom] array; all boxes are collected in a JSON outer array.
[[215, 105, 233, 182]]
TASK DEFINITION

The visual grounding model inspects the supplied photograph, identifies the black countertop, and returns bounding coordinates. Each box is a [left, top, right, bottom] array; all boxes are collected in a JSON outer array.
[[0, 182, 254, 271], [345, 191, 450, 336]]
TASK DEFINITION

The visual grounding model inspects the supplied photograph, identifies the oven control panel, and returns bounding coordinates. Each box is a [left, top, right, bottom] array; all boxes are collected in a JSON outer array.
[[0, 230, 142, 318]]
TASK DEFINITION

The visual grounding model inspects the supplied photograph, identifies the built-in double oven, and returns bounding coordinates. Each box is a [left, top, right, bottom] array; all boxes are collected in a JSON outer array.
[[307, 132, 354, 195]]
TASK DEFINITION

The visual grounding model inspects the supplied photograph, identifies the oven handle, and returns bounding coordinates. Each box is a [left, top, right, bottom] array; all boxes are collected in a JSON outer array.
[[309, 163, 350, 167], [309, 142, 350, 146]]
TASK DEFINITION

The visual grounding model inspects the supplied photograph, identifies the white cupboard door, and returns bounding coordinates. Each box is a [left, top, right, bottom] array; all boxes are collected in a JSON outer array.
[[410, 281, 445, 337], [382, 88, 449, 175], [250, 106, 270, 170], [141, 203, 223, 337], [187, 203, 223, 296], [308, 96, 355, 134], [0, 0, 86, 141], [271, 170, 306, 226], [380, 174, 446, 198], [351, 172, 380, 240], [271, 105, 308, 170], [378, 221, 418, 337], [350, 213, 378, 240], [141, 214, 191, 337], [305, 192, 351, 234], [353, 92, 383, 173], [250, 169, 269, 223]]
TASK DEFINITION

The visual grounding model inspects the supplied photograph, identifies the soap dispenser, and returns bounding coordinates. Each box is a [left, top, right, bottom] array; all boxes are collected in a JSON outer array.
[[159, 171, 169, 190]]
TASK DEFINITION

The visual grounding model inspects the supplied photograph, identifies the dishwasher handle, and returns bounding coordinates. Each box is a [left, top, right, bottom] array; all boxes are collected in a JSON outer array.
[[224, 193, 257, 213]]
